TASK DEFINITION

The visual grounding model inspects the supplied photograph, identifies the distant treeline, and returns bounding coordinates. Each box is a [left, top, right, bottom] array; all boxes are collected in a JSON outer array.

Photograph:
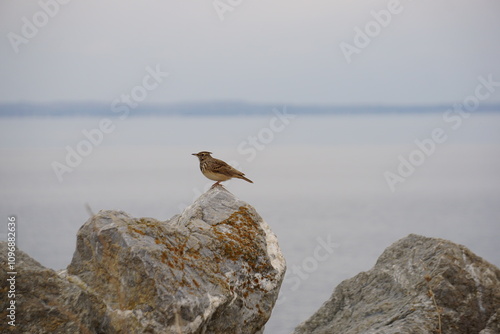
[[0, 101, 499, 117]]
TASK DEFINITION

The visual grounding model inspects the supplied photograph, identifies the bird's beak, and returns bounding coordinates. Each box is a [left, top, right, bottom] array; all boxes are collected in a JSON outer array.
[[192, 153, 197, 156]]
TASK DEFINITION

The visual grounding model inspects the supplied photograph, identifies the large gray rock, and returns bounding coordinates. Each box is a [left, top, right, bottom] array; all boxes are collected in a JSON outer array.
[[294, 234, 500, 334], [1, 186, 285, 333], [0, 242, 112, 333], [67, 186, 286, 333]]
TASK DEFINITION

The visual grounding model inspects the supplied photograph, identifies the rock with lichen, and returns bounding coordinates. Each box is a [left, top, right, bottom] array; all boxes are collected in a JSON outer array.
[[0, 242, 113, 333], [294, 234, 500, 334], [1, 186, 285, 334], [69, 186, 285, 334], [74, 187, 285, 333]]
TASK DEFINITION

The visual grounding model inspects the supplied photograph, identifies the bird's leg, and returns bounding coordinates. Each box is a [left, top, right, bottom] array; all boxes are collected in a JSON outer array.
[[211, 181, 221, 189]]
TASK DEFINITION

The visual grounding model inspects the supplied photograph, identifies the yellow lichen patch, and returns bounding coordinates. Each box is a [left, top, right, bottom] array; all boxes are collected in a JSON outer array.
[[185, 248, 201, 260], [128, 226, 146, 236], [211, 206, 273, 277], [160, 251, 169, 263], [137, 217, 160, 227], [126, 218, 168, 242]]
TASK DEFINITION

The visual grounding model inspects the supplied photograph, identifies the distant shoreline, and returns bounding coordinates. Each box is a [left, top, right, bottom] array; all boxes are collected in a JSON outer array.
[[1, 101, 499, 117]]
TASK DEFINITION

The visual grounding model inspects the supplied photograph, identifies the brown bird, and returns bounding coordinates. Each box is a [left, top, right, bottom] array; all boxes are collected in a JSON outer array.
[[192, 151, 253, 187]]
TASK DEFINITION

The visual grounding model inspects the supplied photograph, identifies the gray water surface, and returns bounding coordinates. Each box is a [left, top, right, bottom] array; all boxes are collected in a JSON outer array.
[[1, 113, 499, 333]]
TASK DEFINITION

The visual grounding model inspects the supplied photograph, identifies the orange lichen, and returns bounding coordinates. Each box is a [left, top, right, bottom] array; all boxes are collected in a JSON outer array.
[[210, 206, 273, 283], [128, 226, 146, 236]]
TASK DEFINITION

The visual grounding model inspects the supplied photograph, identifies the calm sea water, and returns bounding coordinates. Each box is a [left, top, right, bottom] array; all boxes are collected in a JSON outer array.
[[1, 113, 499, 333]]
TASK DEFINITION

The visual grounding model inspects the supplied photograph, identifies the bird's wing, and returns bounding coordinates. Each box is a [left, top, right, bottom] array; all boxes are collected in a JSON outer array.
[[212, 158, 244, 176]]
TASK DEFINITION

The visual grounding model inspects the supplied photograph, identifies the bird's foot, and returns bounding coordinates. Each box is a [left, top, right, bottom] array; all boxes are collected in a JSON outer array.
[[210, 182, 222, 189]]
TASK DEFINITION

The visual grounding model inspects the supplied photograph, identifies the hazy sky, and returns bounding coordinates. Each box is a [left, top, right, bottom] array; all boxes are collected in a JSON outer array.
[[1, 0, 499, 105]]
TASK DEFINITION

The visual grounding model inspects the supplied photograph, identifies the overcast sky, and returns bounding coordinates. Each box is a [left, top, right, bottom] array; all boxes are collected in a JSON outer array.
[[1, 0, 499, 105]]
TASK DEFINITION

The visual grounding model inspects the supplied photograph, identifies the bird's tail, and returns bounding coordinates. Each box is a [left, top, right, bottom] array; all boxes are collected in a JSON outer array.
[[238, 175, 254, 183]]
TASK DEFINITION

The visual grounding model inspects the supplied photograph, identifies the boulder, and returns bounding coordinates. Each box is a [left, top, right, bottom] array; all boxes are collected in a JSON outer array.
[[0, 243, 112, 333], [1, 186, 286, 333], [294, 234, 500, 334]]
